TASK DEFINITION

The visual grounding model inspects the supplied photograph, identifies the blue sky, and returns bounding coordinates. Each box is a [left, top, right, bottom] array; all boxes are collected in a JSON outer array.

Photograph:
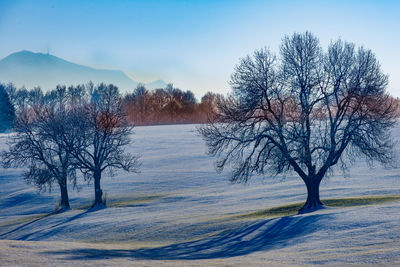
[[0, 0, 399, 98]]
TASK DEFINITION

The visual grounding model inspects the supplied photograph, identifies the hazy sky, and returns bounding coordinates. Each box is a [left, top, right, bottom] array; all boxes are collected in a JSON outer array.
[[0, 0, 399, 98]]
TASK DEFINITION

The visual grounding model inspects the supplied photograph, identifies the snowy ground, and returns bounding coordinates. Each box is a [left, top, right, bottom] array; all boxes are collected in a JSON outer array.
[[0, 124, 399, 266]]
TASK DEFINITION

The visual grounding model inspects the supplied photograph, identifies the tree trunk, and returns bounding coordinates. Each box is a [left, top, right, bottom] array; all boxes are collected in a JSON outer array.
[[93, 170, 104, 207], [58, 178, 70, 210], [299, 177, 324, 214]]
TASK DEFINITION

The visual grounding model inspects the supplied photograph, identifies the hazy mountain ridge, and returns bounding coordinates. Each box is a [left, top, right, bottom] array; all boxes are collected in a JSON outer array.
[[0, 50, 167, 91]]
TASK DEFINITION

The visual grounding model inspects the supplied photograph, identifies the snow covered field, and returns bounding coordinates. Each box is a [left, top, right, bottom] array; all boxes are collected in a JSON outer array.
[[0, 124, 399, 266]]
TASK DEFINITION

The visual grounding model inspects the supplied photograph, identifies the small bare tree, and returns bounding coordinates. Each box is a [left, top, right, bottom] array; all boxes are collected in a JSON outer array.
[[1, 102, 76, 210], [200, 32, 398, 213], [63, 84, 140, 207]]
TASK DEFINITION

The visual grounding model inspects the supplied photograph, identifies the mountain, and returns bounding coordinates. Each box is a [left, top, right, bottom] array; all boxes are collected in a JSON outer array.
[[0, 51, 167, 91], [145, 79, 169, 90]]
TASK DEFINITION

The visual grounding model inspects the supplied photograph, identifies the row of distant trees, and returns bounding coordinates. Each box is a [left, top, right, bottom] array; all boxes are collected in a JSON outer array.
[[1, 83, 140, 209], [123, 83, 222, 125], [0, 82, 222, 129]]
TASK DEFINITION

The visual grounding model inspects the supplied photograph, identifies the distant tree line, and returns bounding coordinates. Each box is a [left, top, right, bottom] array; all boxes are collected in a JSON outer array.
[[122, 83, 222, 125], [0, 82, 223, 129]]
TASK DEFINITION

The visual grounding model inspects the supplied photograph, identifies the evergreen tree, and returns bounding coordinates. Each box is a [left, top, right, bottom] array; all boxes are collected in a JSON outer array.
[[0, 83, 16, 132]]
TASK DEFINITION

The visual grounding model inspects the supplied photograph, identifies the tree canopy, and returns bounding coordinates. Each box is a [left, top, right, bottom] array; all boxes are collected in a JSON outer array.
[[200, 32, 398, 212]]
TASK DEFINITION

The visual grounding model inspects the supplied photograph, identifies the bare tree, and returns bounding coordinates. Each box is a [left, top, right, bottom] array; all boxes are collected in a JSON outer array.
[[64, 84, 140, 207], [199, 32, 398, 213], [67, 84, 87, 104], [1, 100, 76, 210], [14, 87, 29, 113]]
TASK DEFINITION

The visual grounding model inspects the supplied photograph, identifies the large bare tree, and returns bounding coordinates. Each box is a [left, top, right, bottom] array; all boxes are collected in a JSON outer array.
[[199, 32, 398, 213], [1, 99, 76, 210], [63, 84, 140, 207]]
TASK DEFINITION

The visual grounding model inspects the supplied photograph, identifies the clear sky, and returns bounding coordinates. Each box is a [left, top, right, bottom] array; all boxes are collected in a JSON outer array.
[[0, 0, 399, 98]]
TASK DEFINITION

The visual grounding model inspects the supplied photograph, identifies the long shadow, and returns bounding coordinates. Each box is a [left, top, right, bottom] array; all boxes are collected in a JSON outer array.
[[0, 209, 92, 240], [44, 213, 332, 260], [16, 209, 93, 240], [0, 212, 53, 238]]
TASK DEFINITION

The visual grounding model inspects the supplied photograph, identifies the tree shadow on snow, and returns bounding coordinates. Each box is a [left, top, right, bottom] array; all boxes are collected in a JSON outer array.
[[0, 212, 53, 238], [43, 213, 332, 260], [0, 209, 92, 240]]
